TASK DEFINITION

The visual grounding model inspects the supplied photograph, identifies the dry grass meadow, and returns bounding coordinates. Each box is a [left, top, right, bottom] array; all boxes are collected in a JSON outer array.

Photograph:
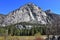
[[0, 35, 47, 40]]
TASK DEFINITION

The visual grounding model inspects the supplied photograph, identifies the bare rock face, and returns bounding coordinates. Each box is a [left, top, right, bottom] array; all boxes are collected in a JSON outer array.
[[0, 3, 60, 26], [2, 3, 48, 26], [0, 14, 6, 26]]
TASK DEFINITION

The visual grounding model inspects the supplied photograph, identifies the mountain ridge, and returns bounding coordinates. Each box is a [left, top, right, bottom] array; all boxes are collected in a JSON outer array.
[[0, 3, 60, 26]]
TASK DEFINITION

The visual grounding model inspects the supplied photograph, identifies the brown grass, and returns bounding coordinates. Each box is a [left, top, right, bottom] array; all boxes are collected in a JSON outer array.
[[0, 36, 45, 40]]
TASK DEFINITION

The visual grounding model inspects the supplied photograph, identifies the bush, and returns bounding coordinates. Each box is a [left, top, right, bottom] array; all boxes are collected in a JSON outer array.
[[35, 37, 44, 40]]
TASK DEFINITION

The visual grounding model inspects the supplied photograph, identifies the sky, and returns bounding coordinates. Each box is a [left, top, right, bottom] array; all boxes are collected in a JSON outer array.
[[0, 0, 60, 15]]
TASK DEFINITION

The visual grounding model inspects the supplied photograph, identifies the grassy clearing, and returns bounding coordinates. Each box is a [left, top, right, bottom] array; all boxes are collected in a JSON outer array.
[[0, 36, 46, 40], [0, 33, 47, 40], [0, 36, 35, 40], [0, 36, 4, 40], [8, 36, 35, 40]]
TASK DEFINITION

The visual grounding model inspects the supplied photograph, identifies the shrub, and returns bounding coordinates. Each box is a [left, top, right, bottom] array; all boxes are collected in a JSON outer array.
[[35, 37, 44, 40]]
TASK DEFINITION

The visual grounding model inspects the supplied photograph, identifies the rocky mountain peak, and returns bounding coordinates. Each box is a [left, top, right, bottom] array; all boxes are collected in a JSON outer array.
[[45, 9, 52, 14], [0, 3, 60, 26], [26, 2, 35, 6]]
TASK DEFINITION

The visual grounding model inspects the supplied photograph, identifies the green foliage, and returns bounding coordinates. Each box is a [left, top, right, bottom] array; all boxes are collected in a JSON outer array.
[[0, 27, 6, 36], [0, 22, 47, 36]]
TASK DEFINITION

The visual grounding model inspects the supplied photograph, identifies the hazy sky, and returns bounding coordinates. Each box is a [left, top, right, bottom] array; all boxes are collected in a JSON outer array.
[[0, 0, 60, 15]]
